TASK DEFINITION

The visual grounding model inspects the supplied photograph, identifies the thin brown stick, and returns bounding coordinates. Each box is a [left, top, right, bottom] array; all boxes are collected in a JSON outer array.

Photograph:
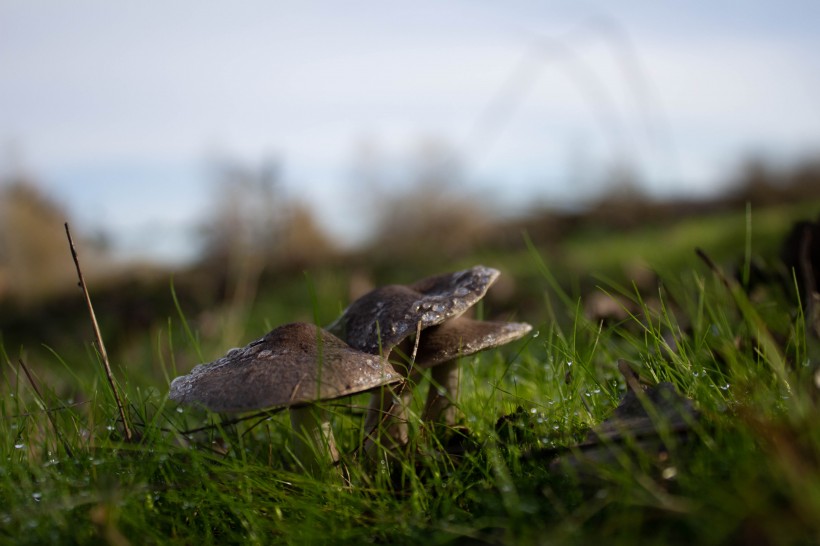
[[695, 247, 731, 289], [180, 408, 283, 435], [18, 358, 74, 458], [65, 222, 133, 442], [356, 320, 423, 457]]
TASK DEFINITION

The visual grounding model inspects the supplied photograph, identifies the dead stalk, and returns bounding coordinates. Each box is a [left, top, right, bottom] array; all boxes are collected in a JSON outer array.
[[18, 358, 74, 458], [64, 222, 133, 442]]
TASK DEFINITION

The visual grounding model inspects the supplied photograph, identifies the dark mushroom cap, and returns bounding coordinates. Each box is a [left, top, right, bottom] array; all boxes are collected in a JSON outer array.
[[327, 265, 500, 355], [414, 316, 533, 368], [169, 322, 402, 413]]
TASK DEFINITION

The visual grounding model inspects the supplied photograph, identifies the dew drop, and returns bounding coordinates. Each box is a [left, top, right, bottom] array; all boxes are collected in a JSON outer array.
[[532, 330, 540, 338], [14, 443, 24, 450], [421, 311, 441, 323], [32, 492, 42, 502], [662, 467, 678, 480]]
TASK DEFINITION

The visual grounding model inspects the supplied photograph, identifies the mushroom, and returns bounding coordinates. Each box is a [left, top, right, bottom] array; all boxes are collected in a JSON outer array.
[[326, 266, 499, 439], [326, 265, 501, 355], [326, 265, 530, 452], [169, 322, 402, 471], [415, 316, 533, 425], [366, 316, 532, 450]]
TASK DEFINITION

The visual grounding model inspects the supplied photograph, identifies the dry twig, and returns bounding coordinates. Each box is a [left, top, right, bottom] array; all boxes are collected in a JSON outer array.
[[18, 358, 74, 458], [65, 222, 134, 441]]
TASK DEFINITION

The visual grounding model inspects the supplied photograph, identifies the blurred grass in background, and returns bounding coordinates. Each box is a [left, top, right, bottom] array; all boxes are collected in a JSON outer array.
[[1, 154, 819, 544]]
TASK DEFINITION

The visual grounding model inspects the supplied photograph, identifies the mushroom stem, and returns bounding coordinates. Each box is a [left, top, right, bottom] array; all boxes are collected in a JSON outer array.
[[363, 383, 414, 455], [422, 360, 460, 425], [289, 405, 339, 471]]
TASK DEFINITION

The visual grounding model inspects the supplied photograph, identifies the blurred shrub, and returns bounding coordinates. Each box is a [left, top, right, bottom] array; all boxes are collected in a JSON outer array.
[[0, 179, 106, 305], [197, 158, 336, 272], [361, 139, 494, 262]]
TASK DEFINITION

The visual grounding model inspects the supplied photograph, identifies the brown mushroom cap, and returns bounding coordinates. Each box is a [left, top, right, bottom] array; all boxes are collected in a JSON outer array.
[[169, 322, 402, 413], [414, 316, 533, 368], [327, 265, 500, 355]]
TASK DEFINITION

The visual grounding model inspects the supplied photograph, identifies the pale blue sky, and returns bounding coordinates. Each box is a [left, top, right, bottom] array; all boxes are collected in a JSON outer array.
[[2, 1, 819, 262]]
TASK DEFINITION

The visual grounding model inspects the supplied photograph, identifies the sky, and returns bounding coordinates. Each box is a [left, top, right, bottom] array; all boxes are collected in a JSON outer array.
[[2, 1, 819, 263]]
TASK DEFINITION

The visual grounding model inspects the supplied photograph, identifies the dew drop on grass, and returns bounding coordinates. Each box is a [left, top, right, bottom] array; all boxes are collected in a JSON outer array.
[[32, 492, 42, 502], [720, 383, 730, 391], [530, 408, 537, 414], [532, 330, 540, 338], [14, 443, 24, 449], [176, 407, 184, 414], [662, 467, 678, 480]]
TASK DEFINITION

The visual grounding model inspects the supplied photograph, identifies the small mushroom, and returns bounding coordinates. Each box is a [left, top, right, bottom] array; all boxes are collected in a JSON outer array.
[[415, 316, 533, 424], [327, 266, 500, 445], [366, 316, 532, 449], [169, 322, 401, 471], [327, 265, 501, 355]]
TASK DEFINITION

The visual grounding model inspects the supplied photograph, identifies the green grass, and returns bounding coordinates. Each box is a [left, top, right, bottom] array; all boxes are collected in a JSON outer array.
[[2, 205, 820, 545]]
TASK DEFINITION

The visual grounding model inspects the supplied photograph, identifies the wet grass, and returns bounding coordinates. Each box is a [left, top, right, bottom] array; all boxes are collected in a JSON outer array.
[[2, 204, 820, 545]]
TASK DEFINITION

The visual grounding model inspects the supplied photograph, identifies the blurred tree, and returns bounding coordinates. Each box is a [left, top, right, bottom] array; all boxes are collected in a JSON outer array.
[[199, 159, 282, 267], [361, 138, 493, 261], [198, 157, 334, 270], [0, 178, 79, 304], [196, 155, 335, 343]]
